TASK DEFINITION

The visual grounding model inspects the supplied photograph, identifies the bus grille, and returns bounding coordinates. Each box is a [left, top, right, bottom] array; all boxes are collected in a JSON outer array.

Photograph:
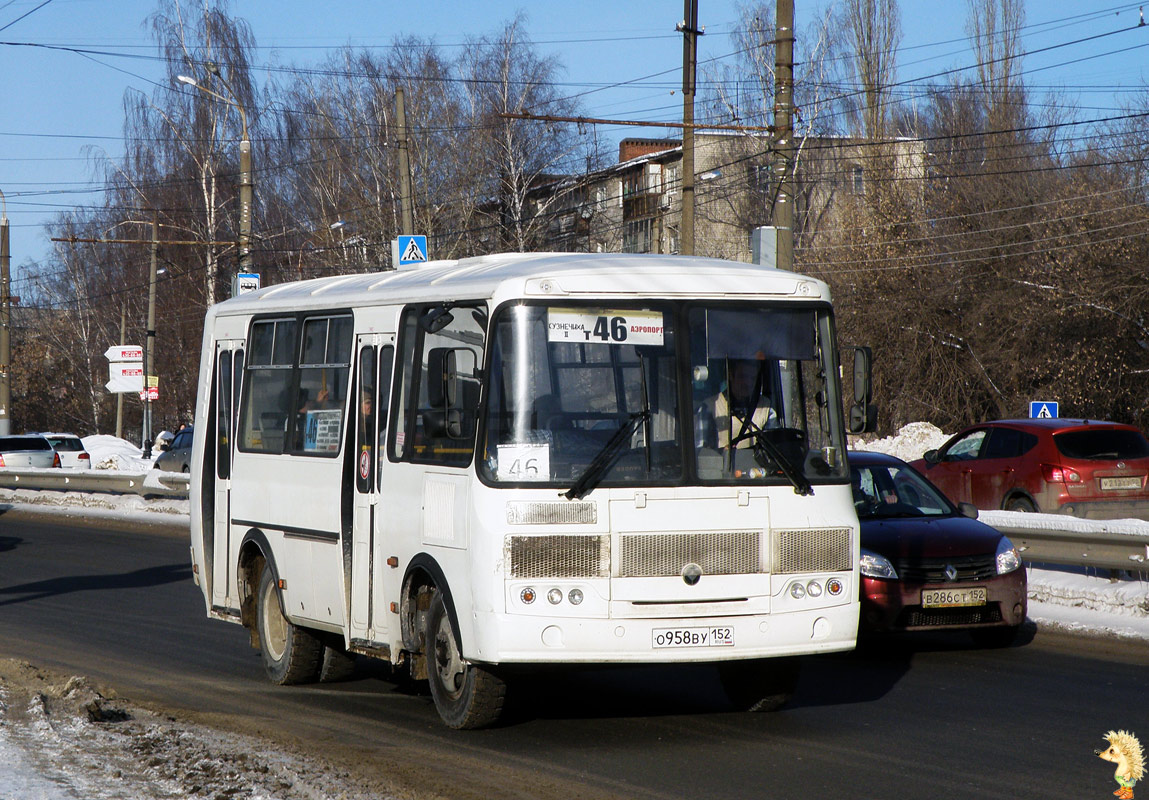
[[619, 531, 762, 577], [773, 528, 852, 573], [506, 534, 609, 578]]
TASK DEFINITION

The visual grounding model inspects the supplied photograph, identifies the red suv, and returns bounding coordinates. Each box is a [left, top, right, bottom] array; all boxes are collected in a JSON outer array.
[[911, 419, 1149, 519]]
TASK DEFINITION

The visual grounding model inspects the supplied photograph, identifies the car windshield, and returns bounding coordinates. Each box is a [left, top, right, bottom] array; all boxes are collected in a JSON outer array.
[[479, 301, 848, 490], [1054, 429, 1149, 460], [851, 460, 954, 518]]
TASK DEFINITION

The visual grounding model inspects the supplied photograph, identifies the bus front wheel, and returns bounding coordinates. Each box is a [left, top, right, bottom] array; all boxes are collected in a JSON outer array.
[[425, 590, 506, 729], [257, 564, 322, 685]]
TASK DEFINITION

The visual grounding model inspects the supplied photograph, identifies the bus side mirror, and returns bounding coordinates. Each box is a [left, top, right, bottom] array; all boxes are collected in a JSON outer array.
[[848, 346, 877, 434]]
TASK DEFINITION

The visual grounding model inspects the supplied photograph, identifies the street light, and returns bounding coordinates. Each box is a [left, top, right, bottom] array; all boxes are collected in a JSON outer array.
[[177, 66, 253, 289]]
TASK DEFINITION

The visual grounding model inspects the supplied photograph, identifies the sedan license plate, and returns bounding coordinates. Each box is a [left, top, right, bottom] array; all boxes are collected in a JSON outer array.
[[921, 587, 986, 608], [652, 627, 734, 648], [1101, 476, 1141, 491]]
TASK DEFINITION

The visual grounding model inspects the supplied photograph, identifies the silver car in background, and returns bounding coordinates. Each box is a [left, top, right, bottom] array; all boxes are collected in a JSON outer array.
[[0, 435, 61, 468], [40, 432, 92, 469]]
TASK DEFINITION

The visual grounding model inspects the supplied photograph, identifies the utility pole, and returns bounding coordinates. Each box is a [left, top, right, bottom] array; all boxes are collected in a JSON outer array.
[[0, 188, 10, 436], [677, 0, 703, 256], [142, 215, 158, 457], [396, 87, 415, 235], [773, 0, 795, 272], [116, 304, 125, 440]]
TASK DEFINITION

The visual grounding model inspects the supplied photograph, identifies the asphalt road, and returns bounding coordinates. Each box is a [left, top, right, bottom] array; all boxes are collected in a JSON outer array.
[[0, 507, 1145, 800]]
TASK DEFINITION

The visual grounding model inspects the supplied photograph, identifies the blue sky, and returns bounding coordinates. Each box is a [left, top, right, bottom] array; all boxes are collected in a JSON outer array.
[[1, 0, 1146, 272]]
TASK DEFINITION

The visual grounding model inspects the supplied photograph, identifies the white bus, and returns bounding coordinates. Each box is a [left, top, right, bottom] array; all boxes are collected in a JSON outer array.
[[189, 252, 868, 728]]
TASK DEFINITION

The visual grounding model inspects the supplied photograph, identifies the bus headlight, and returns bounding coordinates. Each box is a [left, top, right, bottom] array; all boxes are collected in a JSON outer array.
[[547, 588, 564, 605], [568, 588, 584, 605], [789, 582, 806, 599], [806, 580, 823, 597]]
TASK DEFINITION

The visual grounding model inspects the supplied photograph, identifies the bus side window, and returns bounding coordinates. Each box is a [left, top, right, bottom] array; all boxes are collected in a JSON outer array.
[[393, 304, 484, 467], [240, 318, 296, 454], [376, 345, 394, 490]]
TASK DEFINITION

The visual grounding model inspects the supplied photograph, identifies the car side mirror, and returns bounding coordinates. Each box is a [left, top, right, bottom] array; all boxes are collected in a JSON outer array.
[[923, 448, 939, 465], [159, 441, 171, 452], [958, 502, 979, 519]]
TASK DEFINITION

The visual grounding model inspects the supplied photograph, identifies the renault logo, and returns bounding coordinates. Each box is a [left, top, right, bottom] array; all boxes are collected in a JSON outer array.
[[944, 564, 958, 582], [682, 563, 703, 586]]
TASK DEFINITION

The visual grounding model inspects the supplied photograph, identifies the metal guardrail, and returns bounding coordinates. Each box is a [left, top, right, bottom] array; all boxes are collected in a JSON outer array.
[[0, 472, 1146, 571], [0, 468, 190, 498], [979, 510, 1149, 573]]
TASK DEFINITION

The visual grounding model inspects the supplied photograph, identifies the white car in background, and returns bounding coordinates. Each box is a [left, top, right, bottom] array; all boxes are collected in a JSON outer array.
[[39, 433, 92, 469], [0, 435, 61, 468]]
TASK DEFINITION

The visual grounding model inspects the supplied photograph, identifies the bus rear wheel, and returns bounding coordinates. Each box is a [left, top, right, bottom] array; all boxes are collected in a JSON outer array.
[[257, 564, 322, 685], [717, 657, 799, 712], [425, 590, 506, 729]]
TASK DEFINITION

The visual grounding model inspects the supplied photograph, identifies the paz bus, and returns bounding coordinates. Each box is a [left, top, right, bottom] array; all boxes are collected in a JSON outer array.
[[188, 252, 870, 728]]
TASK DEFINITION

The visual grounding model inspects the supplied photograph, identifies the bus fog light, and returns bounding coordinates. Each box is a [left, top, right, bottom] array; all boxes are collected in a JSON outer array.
[[806, 580, 823, 597], [826, 578, 844, 596], [520, 587, 536, 604], [568, 588, 584, 605], [547, 588, 563, 605], [790, 582, 806, 599]]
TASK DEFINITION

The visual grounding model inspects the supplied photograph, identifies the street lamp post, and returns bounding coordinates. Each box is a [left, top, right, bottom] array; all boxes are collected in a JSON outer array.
[[177, 65, 252, 290]]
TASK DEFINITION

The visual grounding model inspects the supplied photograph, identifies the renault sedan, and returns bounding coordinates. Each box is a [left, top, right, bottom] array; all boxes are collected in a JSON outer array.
[[850, 450, 1027, 646]]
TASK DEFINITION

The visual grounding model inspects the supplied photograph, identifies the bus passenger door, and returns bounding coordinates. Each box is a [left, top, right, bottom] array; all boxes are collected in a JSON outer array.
[[349, 337, 394, 644], [211, 340, 244, 610]]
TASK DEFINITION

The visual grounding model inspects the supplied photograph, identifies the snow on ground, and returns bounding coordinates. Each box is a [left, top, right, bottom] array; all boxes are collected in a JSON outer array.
[[0, 428, 1145, 798], [0, 660, 401, 800]]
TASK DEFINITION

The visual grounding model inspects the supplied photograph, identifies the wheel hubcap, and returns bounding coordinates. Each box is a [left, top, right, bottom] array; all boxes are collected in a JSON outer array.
[[433, 615, 465, 696], [262, 581, 288, 660]]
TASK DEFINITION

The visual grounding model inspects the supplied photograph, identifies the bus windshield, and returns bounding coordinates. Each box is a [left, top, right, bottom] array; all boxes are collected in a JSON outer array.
[[479, 301, 848, 489]]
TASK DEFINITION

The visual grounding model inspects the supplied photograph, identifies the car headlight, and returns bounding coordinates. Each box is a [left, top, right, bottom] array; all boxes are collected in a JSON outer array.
[[859, 548, 898, 580], [996, 537, 1022, 574]]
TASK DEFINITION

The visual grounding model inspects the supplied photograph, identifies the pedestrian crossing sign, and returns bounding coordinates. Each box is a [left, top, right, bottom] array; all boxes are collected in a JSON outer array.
[[397, 235, 428, 266], [1029, 401, 1059, 419]]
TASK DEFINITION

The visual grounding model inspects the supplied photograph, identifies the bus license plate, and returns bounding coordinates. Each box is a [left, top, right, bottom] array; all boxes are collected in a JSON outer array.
[[921, 587, 986, 608], [652, 627, 734, 648], [1101, 476, 1141, 491]]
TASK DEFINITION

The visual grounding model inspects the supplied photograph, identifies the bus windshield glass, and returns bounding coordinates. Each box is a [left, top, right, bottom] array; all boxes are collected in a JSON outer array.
[[479, 301, 847, 488]]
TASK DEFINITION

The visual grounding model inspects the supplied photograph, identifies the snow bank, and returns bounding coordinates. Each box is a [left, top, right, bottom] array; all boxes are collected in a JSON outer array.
[[851, 421, 950, 462]]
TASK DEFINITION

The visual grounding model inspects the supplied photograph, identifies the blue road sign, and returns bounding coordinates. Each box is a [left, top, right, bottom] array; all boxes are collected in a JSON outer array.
[[397, 235, 428, 266], [1029, 401, 1059, 419]]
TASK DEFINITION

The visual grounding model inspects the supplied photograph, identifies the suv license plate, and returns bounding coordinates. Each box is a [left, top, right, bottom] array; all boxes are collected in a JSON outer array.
[[1101, 476, 1141, 491], [652, 627, 735, 648], [921, 587, 986, 608]]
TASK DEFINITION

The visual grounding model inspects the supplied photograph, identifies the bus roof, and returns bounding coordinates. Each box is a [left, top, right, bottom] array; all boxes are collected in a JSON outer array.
[[208, 252, 830, 317]]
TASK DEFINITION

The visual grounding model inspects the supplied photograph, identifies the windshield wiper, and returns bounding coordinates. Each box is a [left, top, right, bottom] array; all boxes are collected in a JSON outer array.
[[731, 427, 814, 496], [563, 411, 650, 500]]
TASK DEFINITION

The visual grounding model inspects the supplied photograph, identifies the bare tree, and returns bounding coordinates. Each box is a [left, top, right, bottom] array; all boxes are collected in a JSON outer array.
[[843, 0, 901, 138]]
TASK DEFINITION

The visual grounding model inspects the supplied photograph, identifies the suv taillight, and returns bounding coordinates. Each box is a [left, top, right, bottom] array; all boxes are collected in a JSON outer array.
[[78, 452, 90, 461], [53, 452, 61, 468], [1041, 463, 1081, 483], [0, 454, 5, 467]]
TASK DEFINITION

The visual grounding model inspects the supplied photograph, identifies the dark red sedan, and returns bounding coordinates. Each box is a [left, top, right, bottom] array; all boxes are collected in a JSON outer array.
[[911, 418, 1149, 519], [850, 451, 1027, 645]]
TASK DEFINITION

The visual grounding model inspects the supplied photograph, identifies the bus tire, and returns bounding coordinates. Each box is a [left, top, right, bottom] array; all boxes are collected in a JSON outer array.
[[257, 564, 322, 685], [318, 645, 357, 683], [425, 589, 506, 729], [717, 657, 799, 712]]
